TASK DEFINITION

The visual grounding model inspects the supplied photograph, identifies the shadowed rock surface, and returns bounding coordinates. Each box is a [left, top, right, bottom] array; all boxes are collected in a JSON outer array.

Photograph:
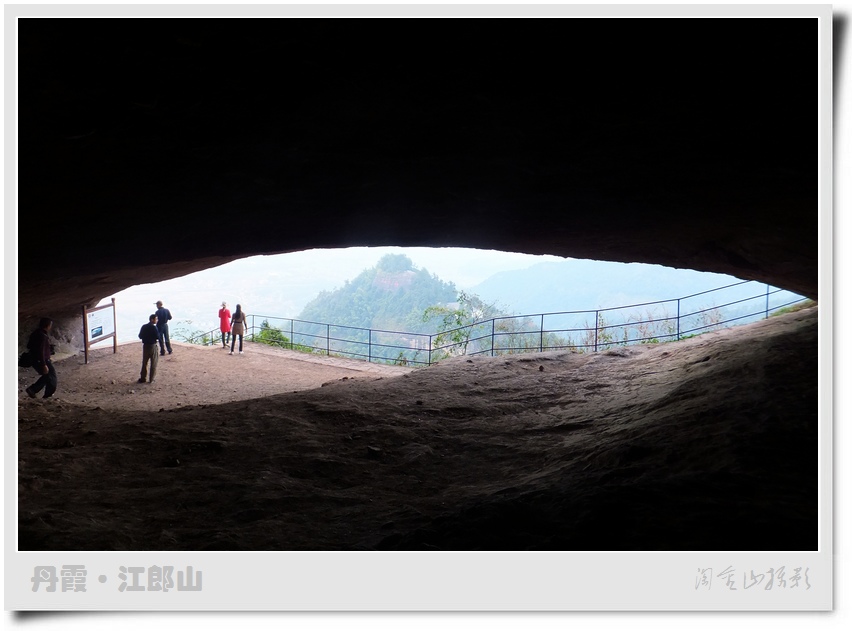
[[18, 308, 816, 551], [18, 18, 815, 325]]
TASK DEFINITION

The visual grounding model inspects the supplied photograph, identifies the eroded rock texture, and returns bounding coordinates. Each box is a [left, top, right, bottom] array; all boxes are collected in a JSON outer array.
[[17, 18, 816, 327]]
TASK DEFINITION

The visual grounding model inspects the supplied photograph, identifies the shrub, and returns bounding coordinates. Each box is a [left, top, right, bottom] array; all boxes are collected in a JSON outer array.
[[770, 300, 816, 317]]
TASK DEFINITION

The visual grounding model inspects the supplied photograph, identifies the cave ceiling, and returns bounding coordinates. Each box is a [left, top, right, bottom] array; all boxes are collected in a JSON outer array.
[[16, 17, 818, 321]]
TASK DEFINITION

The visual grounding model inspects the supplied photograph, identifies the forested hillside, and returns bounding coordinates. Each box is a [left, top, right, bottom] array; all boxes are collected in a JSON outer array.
[[297, 254, 458, 333]]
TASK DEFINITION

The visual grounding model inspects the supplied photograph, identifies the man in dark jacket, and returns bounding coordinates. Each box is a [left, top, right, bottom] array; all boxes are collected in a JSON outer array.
[[25, 317, 57, 399], [154, 300, 173, 356], [138, 314, 160, 383]]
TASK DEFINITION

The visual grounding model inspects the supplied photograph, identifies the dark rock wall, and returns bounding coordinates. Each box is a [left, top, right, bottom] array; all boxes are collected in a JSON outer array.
[[18, 18, 817, 324]]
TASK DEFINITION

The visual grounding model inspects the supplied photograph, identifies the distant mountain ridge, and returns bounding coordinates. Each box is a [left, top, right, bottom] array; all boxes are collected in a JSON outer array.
[[468, 259, 749, 316]]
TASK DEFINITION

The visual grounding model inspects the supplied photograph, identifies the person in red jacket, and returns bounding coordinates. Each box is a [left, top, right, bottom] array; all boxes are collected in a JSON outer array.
[[25, 317, 57, 399], [218, 301, 232, 348]]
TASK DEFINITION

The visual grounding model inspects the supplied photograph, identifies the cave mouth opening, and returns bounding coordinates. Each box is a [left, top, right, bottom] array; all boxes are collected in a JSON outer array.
[[87, 246, 808, 360]]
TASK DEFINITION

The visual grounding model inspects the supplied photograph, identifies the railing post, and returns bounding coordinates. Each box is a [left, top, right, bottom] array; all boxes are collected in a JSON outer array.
[[290, 319, 294, 350], [491, 319, 495, 357], [326, 324, 330, 356], [428, 335, 433, 366], [765, 284, 770, 319], [594, 310, 599, 352], [677, 298, 681, 340], [540, 314, 544, 352], [369, 329, 372, 364]]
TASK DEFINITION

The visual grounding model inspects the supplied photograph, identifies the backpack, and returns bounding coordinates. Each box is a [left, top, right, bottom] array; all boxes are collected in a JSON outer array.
[[18, 351, 33, 368]]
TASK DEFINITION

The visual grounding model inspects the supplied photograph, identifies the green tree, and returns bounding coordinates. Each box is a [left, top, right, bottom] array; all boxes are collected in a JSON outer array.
[[493, 316, 545, 355], [423, 291, 505, 359], [254, 319, 290, 347], [375, 253, 413, 274], [170, 320, 213, 345], [254, 319, 316, 354]]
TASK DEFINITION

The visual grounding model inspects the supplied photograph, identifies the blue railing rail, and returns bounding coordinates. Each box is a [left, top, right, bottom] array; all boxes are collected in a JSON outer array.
[[193, 316, 433, 367], [186, 280, 812, 366]]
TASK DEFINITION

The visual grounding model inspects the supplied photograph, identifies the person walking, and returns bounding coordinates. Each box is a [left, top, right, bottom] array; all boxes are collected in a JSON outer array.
[[230, 304, 247, 355], [154, 300, 173, 355], [138, 314, 160, 383], [218, 301, 232, 348], [24, 317, 58, 399]]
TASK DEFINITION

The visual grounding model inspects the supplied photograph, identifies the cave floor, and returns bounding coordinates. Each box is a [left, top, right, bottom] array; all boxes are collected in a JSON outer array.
[[17, 308, 819, 551]]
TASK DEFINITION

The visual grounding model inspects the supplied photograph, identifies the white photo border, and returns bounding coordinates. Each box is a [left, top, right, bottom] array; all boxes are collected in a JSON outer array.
[[4, 1, 835, 617]]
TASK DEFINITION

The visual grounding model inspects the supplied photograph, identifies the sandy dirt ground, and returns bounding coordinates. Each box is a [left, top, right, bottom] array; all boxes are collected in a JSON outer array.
[[17, 339, 413, 412], [17, 307, 818, 551]]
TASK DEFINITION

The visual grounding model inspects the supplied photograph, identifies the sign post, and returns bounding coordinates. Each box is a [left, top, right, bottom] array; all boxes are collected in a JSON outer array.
[[82, 298, 118, 364]]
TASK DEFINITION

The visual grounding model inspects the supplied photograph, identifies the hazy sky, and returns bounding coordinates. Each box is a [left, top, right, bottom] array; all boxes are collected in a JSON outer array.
[[97, 247, 566, 343]]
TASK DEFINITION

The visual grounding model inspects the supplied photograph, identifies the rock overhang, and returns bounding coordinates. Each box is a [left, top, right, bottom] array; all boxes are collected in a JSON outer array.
[[16, 17, 819, 324]]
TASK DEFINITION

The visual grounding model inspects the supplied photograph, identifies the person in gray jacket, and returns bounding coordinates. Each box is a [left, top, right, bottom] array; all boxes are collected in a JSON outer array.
[[229, 304, 247, 355]]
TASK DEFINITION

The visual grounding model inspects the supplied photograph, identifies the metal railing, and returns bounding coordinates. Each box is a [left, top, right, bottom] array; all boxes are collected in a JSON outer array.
[[186, 280, 811, 366]]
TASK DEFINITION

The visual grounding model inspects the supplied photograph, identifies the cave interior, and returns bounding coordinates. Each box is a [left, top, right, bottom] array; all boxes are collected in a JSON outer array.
[[13, 16, 823, 553]]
